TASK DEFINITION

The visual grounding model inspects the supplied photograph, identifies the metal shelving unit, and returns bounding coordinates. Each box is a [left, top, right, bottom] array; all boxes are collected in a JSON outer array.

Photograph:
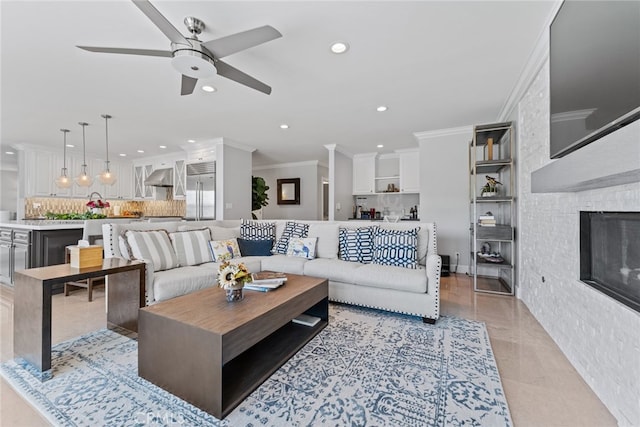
[[469, 122, 516, 295]]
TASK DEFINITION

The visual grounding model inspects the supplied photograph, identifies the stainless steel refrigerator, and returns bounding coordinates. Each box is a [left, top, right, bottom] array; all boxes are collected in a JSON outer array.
[[186, 162, 216, 220]]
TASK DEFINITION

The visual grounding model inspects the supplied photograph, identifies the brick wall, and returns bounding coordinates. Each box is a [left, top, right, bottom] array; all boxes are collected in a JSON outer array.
[[517, 60, 640, 426]]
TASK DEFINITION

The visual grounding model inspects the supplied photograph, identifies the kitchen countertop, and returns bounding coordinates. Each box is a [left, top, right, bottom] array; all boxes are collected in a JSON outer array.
[[0, 220, 85, 230]]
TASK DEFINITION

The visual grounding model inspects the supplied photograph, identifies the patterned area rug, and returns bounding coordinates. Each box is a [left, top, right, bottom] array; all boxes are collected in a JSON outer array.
[[1, 305, 512, 426]]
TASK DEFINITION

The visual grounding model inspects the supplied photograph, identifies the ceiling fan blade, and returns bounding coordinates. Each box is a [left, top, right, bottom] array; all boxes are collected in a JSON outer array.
[[131, 0, 191, 46], [202, 25, 282, 59], [215, 60, 272, 95], [77, 46, 173, 57], [181, 75, 198, 96]]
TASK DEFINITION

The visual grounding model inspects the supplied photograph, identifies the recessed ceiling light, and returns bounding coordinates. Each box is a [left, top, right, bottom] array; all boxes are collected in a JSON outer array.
[[137, 150, 145, 153], [159, 145, 167, 149], [5, 151, 15, 155], [377, 144, 384, 148], [188, 139, 196, 143], [66, 144, 74, 148], [330, 41, 349, 54], [280, 124, 289, 129], [376, 105, 388, 112], [202, 85, 216, 93], [119, 153, 127, 157]]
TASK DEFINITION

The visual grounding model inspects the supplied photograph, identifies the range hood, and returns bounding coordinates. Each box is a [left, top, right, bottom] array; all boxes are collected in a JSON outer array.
[[144, 168, 173, 187]]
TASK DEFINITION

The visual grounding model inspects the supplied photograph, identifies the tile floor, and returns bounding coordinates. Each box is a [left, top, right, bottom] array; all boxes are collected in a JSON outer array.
[[0, 274, 618, 426]]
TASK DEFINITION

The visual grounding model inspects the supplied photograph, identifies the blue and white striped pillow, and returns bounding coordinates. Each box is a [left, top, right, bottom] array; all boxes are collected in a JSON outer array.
[[338, 226, 378, 263], [125, 229, 179, 271], [169, 229, 213, 266], [273, 221, 309, 254], [372, 227, 420, 269]]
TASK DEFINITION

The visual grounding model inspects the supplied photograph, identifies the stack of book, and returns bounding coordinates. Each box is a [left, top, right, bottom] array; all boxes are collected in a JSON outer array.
[[244, 272, 287, 292], [478, 213, 496, 227]]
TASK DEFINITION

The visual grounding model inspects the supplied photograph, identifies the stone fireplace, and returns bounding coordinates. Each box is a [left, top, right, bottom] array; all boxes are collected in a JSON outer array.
[[580, 211, 640, 313]]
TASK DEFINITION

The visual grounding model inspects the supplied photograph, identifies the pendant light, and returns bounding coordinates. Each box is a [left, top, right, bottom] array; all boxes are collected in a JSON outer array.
[[98, 114, 117, 185], [54, 129, 72, 188], [75, 122, 93, 187]]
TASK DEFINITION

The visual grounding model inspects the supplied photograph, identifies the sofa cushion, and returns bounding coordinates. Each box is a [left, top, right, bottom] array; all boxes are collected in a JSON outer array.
[[273, 221, 309, 254], [125, 229, 179, 271], [261, 254, 308, 275], [209, 238, 241, 262], [307, 223, 339, 259], [286, 237, 317, 259], [339, 226, 378, 263], [197, 256, 264, 275], [152, 266, 216, 302], [372, 227, 419, 269], [353, 264, 427, 293], [241, 219, 276, 241], [169, 229, 213, 266], [304, 258, 363, 283], [237, 238, 273, 257], [179, 224, 240, 240]]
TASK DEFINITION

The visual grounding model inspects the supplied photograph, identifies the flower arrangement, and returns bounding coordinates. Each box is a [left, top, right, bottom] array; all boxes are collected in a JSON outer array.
[[217, 261, 252, 290], [86, 199, 110, 209]]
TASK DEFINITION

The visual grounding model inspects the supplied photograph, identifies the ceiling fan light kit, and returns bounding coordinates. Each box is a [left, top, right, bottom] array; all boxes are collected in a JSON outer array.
[[98, 114, 117, 186], [77, 0, 282, 96], [75, 122, 93, 187], [54, 129, 73, 189]]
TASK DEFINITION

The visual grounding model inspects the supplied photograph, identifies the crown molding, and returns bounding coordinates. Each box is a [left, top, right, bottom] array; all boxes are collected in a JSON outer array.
[[253, 160, 321, 171], [413, 125, 472, 141], [497, 0, 563, 122], [324, 144, 353, 158]]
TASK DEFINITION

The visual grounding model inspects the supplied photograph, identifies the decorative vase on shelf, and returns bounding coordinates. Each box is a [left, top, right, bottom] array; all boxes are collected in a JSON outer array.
[[225, 287, 244, 302]]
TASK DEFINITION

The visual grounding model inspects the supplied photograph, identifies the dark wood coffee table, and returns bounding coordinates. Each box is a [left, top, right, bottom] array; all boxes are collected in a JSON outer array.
[[138, 273, 328, 419]]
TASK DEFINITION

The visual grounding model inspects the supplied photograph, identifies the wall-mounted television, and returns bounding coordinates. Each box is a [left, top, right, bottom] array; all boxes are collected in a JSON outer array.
[[550, 1, 640, 159]]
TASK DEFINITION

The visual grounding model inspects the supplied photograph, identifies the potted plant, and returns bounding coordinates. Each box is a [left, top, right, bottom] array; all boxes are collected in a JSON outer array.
[[481, 175, 502, 197], [252, 176, 269, 219]]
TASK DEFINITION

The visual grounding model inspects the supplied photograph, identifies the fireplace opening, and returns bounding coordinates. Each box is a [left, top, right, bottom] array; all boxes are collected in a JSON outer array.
[[580, 211, 640, 313]]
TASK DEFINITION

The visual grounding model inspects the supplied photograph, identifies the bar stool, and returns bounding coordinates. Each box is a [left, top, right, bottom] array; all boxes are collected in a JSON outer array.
[[64, 245, 105, 302]]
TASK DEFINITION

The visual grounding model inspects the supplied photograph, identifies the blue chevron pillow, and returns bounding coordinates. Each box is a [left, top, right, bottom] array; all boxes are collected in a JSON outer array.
[[372, 227, 420, 269]]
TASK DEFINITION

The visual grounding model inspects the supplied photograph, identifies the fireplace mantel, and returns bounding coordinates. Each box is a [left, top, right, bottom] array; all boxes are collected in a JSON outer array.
[[531, 120, 640, 193]]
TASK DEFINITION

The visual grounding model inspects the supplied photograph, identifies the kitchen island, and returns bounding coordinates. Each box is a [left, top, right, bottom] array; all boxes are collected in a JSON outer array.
[[0, 220, 84, 289]]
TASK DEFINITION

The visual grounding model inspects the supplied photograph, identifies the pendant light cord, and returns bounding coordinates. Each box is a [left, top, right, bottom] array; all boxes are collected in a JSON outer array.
[[102, 114, 112, 169], [79, 122, 88, 168], [60, 129, 69, 171]]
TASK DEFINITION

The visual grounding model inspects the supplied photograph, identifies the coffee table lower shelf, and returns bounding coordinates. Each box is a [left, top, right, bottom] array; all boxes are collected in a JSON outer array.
[[222, 318, 327, 414], [138, 275, 329, 420]]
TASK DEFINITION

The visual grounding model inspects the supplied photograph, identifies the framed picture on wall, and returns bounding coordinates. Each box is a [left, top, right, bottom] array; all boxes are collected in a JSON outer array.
[[277, 178, 300, 205]]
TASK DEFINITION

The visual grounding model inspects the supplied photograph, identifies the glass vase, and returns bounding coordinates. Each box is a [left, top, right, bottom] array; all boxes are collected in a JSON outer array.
[[225, 287, 244, 302]]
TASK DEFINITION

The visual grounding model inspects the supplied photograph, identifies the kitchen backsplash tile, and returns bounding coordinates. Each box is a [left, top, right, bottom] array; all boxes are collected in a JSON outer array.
[[24, 198, 186, 218]]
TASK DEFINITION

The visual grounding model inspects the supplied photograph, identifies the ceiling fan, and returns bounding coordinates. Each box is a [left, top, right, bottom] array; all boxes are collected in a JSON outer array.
[[77, 0, 282, 95]]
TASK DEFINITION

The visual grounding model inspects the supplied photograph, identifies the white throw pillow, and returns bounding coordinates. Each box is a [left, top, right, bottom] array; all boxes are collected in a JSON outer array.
[[286, 237, 318, 259], [308, 223, 339, 259], [209, 238, 241, 262]]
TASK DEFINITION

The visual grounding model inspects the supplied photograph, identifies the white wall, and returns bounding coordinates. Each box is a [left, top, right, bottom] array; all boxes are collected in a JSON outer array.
[[416, 128, 472, 272], [317, 165, 328, 220], [517, 60, 640, 426], [216, 143, 252, 219], [252, 162, 323, 220], [333, 150, 353, 221]]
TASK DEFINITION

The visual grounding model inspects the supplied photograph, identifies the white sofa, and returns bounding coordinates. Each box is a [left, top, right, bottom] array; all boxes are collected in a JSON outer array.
[[102, 219, 442, 323]]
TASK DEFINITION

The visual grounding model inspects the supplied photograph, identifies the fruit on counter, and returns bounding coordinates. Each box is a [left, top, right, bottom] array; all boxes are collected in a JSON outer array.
[[45, 211, 107, 220]]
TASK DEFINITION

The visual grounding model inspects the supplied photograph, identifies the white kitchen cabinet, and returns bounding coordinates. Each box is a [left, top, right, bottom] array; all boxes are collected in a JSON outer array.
[[134, 165, 144, 199], [24, 150, 75, 197], [352, 153, 376, 195], [143, 165, 154, 198], [117, 162, 133, 199], [173, 159, 186, 199], [398, 149, 420, 193]]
